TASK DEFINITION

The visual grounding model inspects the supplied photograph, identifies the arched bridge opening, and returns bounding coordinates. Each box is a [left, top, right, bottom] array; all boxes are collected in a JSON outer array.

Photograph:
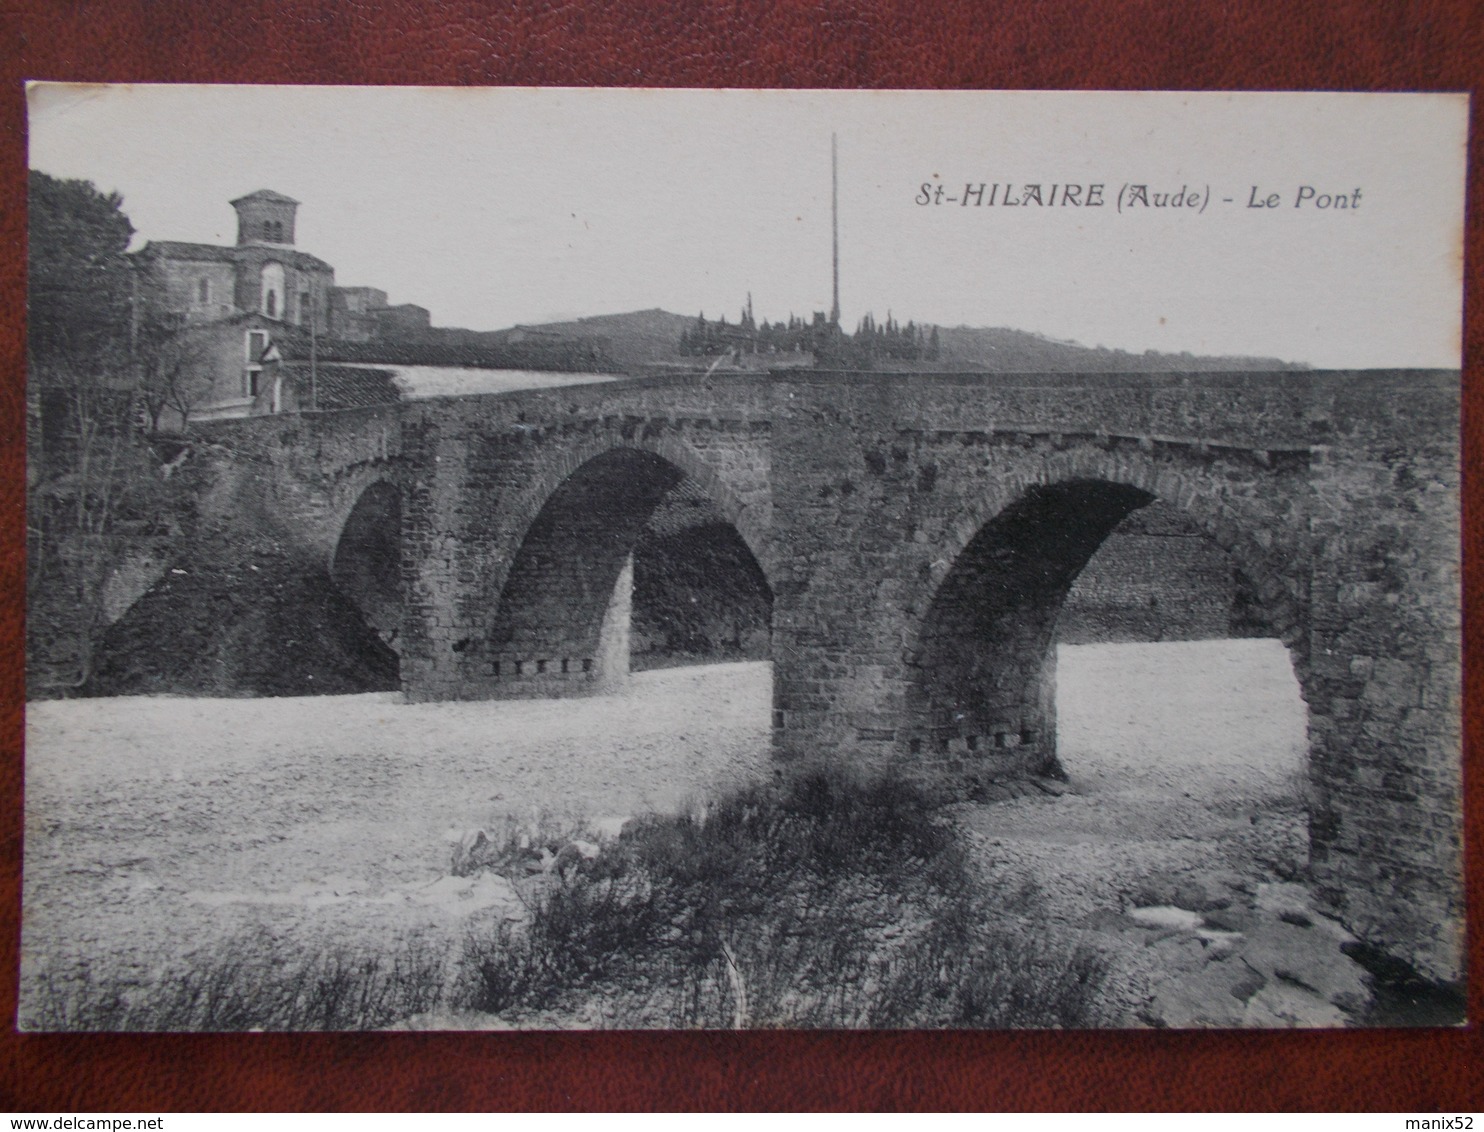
[[1050, 496, 1310, 872], [330, 479, 405, 657], [487, 447, 772, 696], [904, 478, 1309, 813], [631, 481, 773, 671], [907, 480, 1157, 774]]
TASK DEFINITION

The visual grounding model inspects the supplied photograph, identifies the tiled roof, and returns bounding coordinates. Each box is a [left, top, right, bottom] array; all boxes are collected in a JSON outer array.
[[138, 240, 237, 263], [135, 240, 334, 273], [231, 189, 300, 206], [279, 363, 402, 410], [271, 331, 615, 372], [273, 335, 521, 368]]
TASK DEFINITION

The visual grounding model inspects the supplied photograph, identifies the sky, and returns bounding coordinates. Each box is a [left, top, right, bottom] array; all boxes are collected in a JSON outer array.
[[27, 86, 1468, 368]]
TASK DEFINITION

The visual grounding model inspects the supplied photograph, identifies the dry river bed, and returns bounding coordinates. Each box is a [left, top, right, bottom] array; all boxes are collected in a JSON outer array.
[[22, 642, 1374, 1029]]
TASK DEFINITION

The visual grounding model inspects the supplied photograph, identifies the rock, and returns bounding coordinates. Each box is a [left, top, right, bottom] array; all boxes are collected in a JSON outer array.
[[1201, 906, 1255, 933], [1242, 981, 1347, 1028], [592, 816, 629, 839], [1145, 960, 1255, 1027], [1240, 919, 1372, 1013], [450, 829, 491, 876], [1171, 880, 1210, 912], [1228, 964, 1267, 1002], [1196, 929, 1244, 958], [1146, 933, 1208, 975], [1304, 912, 1358, 948], [1129, 905, 1204, 931], [1174, 880, 1232, 913], [1254, 881, 1313, 920], [1129, 869, 1238, 912], [1030, 777, 1070, 796]]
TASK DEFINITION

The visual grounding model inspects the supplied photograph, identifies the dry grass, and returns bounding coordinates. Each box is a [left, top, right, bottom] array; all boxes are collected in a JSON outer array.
[[464, 767, 1113, 1029], [26, 930, 448, 1032]]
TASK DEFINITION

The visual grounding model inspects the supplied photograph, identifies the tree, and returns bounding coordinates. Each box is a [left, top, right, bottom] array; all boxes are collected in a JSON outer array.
[[135, 312, 216, 433], [28, 171, 135, 387], [27, 171, 184, 694]]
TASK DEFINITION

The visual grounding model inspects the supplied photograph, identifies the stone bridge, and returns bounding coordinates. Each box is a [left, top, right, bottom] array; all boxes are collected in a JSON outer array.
[[193, 368, 1462, 981]]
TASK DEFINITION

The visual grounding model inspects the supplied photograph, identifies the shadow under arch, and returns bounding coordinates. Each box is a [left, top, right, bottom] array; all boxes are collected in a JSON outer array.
[[329, 478, 404, 659], [493, 432, 769, 594], [487, 445, 773, 696], [903, 476, 1309, 783]]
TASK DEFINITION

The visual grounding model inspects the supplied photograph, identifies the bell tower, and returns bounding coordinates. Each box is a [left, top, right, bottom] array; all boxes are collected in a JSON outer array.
[[231, 189, 300, 246]]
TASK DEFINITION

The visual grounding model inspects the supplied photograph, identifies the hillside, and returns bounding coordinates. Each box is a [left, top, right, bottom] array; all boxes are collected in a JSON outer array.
[[489, 308, 1305, 373], [509, 309, 695, 369], [933, 325, 1305, 373]]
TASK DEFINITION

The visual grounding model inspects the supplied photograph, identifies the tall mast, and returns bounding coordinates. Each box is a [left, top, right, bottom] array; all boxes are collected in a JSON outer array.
[[830, 132, 841, 326]]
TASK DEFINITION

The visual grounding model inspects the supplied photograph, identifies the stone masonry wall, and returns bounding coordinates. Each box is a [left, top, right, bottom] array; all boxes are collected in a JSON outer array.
[[1058, 501, 1240, 644], [1298, 378, 1462, 982]]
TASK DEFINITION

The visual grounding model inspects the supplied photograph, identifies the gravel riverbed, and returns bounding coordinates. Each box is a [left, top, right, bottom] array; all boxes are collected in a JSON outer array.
[[24, 642, 1362, 1029]]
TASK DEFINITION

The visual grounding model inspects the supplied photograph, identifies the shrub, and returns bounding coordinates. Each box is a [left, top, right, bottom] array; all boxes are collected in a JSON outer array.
[[465, 766, 1110, 1029]]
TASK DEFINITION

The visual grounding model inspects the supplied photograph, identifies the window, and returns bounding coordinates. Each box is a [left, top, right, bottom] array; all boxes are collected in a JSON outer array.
[[299, 291, 312, 326], [260, 262, 285, 319], [197, 277, 210, 305], [244, 330, 269, 400]]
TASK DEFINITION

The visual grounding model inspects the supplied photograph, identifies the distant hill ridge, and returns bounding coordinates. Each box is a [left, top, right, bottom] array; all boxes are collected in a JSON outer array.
[[496, 308, 1306, 372], [932, 324, 1305, 373], [508, 309, 696, 370]]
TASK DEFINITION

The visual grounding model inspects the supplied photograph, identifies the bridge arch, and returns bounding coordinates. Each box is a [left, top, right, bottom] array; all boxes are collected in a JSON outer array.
[[901, 443, 1313, 782], [329, 476, 405, 656], [318, 461, 408, 573], [490, 430, 769, 592], [483, 438, 772, 696]]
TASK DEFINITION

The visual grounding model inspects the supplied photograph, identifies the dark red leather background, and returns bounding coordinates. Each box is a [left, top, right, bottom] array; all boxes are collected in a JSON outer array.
[[1, 0, 1480, 1112]]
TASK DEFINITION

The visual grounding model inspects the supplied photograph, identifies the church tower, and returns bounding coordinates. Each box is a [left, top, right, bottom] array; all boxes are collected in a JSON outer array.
[[231, 189, 299, 246]]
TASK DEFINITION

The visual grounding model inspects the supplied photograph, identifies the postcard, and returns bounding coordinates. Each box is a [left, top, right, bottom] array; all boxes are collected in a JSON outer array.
[[21, 85, 1466, 1030]]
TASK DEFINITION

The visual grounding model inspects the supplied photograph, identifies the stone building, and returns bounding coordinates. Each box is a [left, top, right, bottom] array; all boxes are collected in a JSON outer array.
[[130, 190, 441, 423], [132, 190, 616, 427]]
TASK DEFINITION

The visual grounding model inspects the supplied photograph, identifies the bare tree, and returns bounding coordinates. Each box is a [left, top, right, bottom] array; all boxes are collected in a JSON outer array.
[[135, 312, 216, 434]]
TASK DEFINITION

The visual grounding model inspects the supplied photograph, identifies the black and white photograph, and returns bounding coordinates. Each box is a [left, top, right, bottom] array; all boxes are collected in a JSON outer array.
[[22, 85, 1466, 1031]]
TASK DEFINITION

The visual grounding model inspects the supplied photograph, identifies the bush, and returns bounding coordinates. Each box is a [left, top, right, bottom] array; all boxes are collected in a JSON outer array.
[[465, 767, 1110, 1029]]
